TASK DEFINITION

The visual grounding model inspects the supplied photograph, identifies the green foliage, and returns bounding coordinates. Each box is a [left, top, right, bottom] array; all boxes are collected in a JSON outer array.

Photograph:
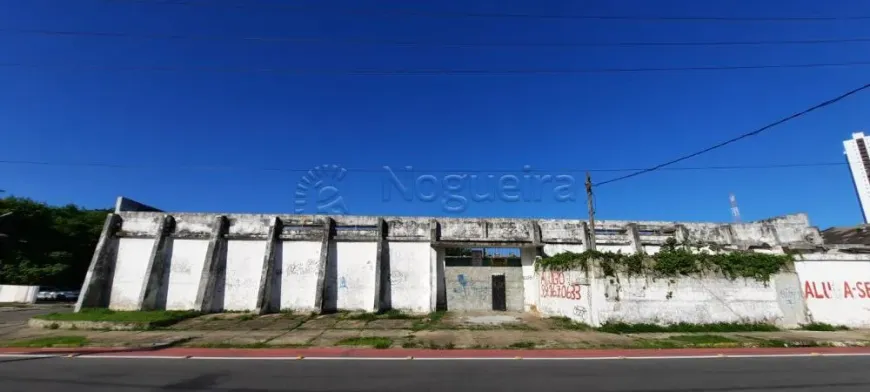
[[548, 316, 593, 330], [508, 341, 536, 349], [6, 335, 88, 348], [537, 239, 792, 282], [0, 196, 110, 287], [598, 321, 780, 334], [799, 322, 850, 331]]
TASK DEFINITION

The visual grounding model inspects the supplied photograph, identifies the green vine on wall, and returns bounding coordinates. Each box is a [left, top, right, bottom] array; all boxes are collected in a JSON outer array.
[[537, 239, 792, 282]]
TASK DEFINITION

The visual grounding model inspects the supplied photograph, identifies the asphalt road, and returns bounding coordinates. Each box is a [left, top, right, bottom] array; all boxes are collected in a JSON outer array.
[[1, 355, 870, 391], [0, 304, 71, 338]]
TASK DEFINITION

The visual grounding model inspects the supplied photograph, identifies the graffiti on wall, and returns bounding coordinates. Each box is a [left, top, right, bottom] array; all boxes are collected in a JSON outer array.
[[454, 274, 490, 297], [804, 281, 870, 299], [540, 271, 582, 300]]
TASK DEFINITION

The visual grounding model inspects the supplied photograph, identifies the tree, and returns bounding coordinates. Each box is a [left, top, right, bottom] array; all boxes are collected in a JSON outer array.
[[0, 197, 110, 287]]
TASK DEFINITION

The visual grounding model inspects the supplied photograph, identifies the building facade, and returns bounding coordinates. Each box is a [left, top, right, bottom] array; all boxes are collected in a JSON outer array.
[[844, 132, 870, 223]]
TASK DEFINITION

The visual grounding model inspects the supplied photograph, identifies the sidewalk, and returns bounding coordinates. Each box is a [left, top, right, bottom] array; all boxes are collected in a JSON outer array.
[[4, 310, 870, 351]]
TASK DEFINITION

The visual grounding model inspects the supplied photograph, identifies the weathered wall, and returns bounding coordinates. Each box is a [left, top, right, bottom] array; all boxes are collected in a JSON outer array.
[[385, 242, 431, 313], [536, 269, 593, 324], [278, 241, 323, 311], [445, 266, 523, 311], [325, 241, 377, 311], [163, 239, 209, 310], [108, 238, 152, 310], [85, 199, 862, 322], [0, 285, 38, 303], [221, 240, 266, 311], [586, 272, 805, 327], [795, 258, 870, 328]]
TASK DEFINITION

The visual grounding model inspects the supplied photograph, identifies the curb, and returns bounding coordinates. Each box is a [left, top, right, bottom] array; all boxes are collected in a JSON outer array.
[[3, 346, 870, 359]]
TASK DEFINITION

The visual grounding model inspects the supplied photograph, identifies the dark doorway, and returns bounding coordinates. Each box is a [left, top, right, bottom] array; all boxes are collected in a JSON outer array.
[[491, 275, 506, 311]]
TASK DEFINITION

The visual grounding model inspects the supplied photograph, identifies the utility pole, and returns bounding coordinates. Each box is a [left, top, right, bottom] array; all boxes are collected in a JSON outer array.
[[585, 172, 596, 251]]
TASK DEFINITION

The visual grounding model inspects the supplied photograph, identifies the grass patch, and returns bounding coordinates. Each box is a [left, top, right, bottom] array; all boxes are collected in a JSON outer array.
[[335, 337, 392, 349], [36, 308, 199, 325], [631, 339, 682, 349], [401, 341, 420, 348], [509, 341, 536, 349], [412, 310, 447, 331], [549, 316, 593, 331], [598, 322, 779, 334], [237, 314, 257, 322], [799, 322, 850, 331], [346, 309, 419, 322], [6, 336, 88, 348]]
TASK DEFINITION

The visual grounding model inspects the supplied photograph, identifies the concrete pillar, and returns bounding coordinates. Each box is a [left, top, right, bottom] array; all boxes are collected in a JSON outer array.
[[577, 221, 591, 251], [314, 217, 334, 313], [373, 218, 386, 312], [75, 213, 121, 312], [763, 223, 782, 246], [674, 224, 690, 244], [429, 218, 444, 311], [137, 214, 175, 311], [626, 223, 642, 254], [255, 217, 281, 315], [194, 215, 229, 313]]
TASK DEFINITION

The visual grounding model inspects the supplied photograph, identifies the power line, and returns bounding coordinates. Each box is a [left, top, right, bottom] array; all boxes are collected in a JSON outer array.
[[3, 60, 870, 75], [594, 83, 870, 187], [109, 0, 870, 22], [0, 159, 846, 173], [5, 28, 870, 48]]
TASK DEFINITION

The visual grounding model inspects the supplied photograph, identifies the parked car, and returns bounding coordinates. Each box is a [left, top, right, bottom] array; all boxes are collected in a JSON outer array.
[[37, 287, 60, 301], [37, 287, 79, 301]]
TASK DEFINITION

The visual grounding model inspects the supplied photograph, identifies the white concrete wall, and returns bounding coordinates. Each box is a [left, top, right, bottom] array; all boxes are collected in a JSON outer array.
[[588, 274, 798, 327], [0, 285, 38, 303], [386, 242, 431, 313], [163, 239, 209, 310], [108, 238, 153, 310], [279, 241, 323, 311], [221, 240, 266, 311], [327, 241, 377, 311], [795, 260, 870, 327], [536, 269, 592, 324]]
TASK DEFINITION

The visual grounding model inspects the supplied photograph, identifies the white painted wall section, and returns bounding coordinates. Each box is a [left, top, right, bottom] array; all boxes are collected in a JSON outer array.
[[163, 239, 208, 310], [795, 260, 870, 328], [279, 241, 323, 311], [536, 269, 592, 324], [0, 285, 38, 303], [327, 241, 377, 311], [221, 240, 266, 311], [386, 242, 431, 313], [591, 275, 786, 326], [108, 238, 153, 310]]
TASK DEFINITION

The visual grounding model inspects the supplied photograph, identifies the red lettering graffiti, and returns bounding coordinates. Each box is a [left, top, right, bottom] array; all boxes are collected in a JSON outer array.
[[802, 281, 870, 299], [540, 271, 582, 300]]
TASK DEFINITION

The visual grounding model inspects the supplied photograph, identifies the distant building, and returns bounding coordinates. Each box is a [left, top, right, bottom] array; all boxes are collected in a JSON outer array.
[[843, 132, 870, 223]]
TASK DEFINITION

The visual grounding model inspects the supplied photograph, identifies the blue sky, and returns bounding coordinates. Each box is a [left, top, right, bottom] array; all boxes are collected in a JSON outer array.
[[1, 0, 870, 229]]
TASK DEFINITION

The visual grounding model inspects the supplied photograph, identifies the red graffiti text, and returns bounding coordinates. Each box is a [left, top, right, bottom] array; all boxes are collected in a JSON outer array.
[[540, 271, 582, 300], [803, 281, 870, 299]]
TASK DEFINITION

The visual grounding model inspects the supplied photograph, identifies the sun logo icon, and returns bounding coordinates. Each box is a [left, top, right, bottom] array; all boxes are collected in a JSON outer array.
[[294, 164, 349, 214]]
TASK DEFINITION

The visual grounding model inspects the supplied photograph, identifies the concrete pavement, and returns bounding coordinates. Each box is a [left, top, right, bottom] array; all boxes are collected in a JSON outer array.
[[2, 354, 870, 391]]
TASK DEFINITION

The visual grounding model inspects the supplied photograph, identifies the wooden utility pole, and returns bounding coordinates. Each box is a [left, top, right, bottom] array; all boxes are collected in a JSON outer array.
[[585, 172, 596, 251]]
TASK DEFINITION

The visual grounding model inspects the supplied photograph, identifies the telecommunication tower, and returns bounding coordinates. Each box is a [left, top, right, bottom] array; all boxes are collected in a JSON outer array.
[[729, 193, 741, 223]]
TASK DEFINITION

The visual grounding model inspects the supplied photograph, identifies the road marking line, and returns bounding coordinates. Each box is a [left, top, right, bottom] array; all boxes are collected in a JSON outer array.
[[0, 354, 59, 358]]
